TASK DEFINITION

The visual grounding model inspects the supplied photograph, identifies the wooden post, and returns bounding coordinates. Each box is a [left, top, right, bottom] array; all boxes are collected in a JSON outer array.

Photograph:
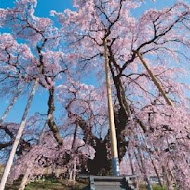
[[103, 38, 119, 176], [136, 51, 173, 106]]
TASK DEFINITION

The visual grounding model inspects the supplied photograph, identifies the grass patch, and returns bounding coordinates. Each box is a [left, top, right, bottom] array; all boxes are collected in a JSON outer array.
[[5, 178, 87, 190], [25, 180, 63, 190], [25, 179, 87, 190], [139, 184, 167, 190], [153, 184, 167, 190]]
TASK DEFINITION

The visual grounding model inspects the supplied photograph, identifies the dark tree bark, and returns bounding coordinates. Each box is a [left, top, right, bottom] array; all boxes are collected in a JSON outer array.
[[47, 87, 63, 146]]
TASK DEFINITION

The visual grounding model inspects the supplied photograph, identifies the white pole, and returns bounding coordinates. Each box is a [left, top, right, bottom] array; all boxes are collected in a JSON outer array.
[[0, 86, 23, 123], [0, 79, 39, 190], [103, 39, 119, 176], [136, 51, 172, 106]]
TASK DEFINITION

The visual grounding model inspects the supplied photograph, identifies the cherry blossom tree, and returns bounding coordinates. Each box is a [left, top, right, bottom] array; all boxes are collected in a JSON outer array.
[[52, 0, 190, 188], [0, 0, 190, 190]]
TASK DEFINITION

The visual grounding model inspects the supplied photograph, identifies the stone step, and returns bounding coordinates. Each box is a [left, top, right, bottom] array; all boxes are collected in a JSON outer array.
[[80, 175, 137, 190]]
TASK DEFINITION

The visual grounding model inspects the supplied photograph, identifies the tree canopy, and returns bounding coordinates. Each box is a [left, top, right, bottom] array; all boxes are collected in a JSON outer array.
[[0, 0, 190, 189]]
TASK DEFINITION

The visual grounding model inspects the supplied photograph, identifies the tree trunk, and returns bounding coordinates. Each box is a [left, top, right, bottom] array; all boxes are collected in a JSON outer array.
[[0, 79, 39, 190], [47, 87, 63, 145]]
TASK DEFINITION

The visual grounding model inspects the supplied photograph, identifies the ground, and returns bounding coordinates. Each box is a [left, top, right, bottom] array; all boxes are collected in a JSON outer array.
[[4, 178, 166, 190]]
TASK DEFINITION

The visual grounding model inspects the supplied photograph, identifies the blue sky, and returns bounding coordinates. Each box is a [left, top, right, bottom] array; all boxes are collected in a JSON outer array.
[[0, 0, 178, 123], [0, 0, 74, 123], [0, 0, 177, 17], [0, 0, 73, 12]]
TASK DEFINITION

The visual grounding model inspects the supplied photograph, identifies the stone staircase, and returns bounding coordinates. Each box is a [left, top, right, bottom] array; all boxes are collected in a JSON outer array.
[[81, 175, 137, 190]]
